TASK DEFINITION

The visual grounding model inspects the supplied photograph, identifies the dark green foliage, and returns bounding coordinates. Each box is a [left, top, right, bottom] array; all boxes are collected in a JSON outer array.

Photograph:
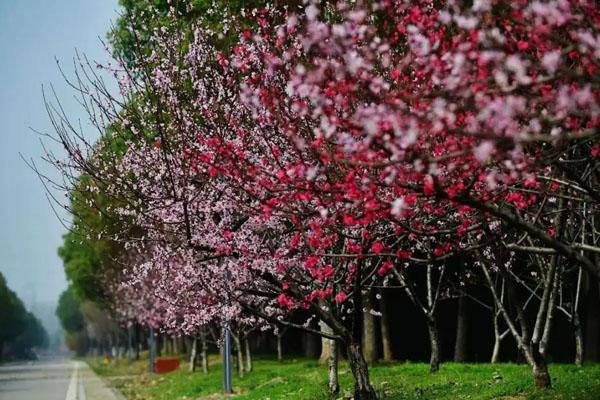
[[59, 173, 128, 305], [108, 0, 280, 68], [0, 273, 27, 345], [56, 287, 84, 333], [11, 313, 49, 358], [0, 273, 48, 361]]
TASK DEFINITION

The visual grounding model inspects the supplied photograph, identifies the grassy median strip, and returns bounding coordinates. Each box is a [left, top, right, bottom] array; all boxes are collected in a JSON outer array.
[[87, 356, 600, 400]]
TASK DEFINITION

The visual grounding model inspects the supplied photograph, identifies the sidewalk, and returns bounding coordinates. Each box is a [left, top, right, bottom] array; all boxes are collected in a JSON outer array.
[[67, 361, 127, 400]]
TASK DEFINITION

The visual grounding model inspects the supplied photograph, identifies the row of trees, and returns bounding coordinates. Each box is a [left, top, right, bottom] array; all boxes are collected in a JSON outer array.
[[43, 1, 600, 399], [0, 273, 48, 361]]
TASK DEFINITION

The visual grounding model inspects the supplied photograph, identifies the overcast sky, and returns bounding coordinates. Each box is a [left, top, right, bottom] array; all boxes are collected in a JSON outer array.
[[0, 1, 119, 329]]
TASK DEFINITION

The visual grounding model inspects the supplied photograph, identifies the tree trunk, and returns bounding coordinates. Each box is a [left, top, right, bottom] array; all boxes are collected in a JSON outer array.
[[201, 329, 208, 374], [379, 292, 393, 362], [244, 336, 252, 372], [427, 319, 440, 373], [304, 330, 320, 359], [173, 337, 180, 355], [135, 325, 141, 360], [233, 333, 244, 377], [319, 321, 332, 365], [454, 295, 468, 362], [532, 358, 551, 389], [491, 336, 501, 364], [328, 339, 340, 394], [362, 290, 378, 364], [148, 327, 156, 373], [0, 340, 3, 363], [127, 325, 133, 364], [574, 312, 584, 366], [189, 337, 198, 372], [346, 341, 378, 400], [161, 334, 167, 356]]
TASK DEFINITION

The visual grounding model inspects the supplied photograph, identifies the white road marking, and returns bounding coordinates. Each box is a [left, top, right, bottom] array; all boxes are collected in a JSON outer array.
[[65, 362, 79, 400], [78, 374, 87, 400]]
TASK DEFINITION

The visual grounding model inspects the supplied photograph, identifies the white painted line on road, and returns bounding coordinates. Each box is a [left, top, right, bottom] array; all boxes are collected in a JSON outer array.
[[65, 362, 80, 400], [78, 366, 87, 400]]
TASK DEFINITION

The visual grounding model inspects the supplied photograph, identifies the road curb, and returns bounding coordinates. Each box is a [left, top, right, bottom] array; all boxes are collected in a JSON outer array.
[[76, 361, 127, 400]]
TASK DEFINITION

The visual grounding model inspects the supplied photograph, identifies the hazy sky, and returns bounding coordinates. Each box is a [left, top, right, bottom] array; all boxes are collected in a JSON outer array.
[[0, 1, 119, 326]]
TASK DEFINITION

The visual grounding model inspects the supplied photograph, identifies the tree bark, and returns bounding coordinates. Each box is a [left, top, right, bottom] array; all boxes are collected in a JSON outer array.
[[135, 325, 141, 361], [173, 337, 180, 355], [491, 315, 508, 364], [453, 295, 468, 362], [379, 292, 393, 362], [233, 332, 244, 377], [491, 336, 501, 364], [304, 330, 320, 359], [201, 328, 208, 374], [346, 341, 378, 400], [244, 335, 252, 373], [574, 314, 584, 366], [362, 290, 378, 364], [319, 321, 332, 365], [318, 321, 340, 391], [427, 319, 440, 373], [328, 339, 340, 394], [161, 334, 167, 356], [190, 337, 198, 372], [532, 352, 551, 389]]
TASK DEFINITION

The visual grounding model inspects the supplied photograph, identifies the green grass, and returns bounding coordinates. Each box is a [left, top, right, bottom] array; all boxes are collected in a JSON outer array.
[[86, 355, 600, 400]]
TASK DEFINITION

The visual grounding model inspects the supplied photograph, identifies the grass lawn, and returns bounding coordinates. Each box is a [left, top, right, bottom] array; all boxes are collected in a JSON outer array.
[[87, 355, 600, 400]]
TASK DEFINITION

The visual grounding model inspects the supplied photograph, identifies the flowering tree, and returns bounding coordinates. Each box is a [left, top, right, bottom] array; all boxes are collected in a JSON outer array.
[[42, 0, 600, 397], [229, 0, 599, 388]]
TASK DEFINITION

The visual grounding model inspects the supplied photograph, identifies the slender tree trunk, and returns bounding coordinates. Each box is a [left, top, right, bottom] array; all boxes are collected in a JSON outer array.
[[233, 333, 244, 377], [491, 315, 508, 364], [0, 340, 4, 363], [148, 327, 156, 373], [304, 330, 320, 359], [135, 325, 141, 361], [180, 336, 187, 355], [201, 328, 208, 374], [160, 334, 166, 356], [244, 336, 252, 372], [190, 337, 198, 372], [328, 339, 340, 394], [127, 325, 133, 364], [427, 318, 440, 373], [173, 337, 180, 355], [379, 292, 393, 362], [319, 321, 339, 391], [454, 295, 468, 362], [319, 321, 332, 365], [346, 341, 378, 400], [491, 336, 501, 364], [362, 290, 378, 364], [345, 260, 378, 399], [574, 312, 584, 366], [492, 308, 501, 364]]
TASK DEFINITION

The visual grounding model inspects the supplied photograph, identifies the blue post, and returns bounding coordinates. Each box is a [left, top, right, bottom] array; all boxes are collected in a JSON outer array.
[[223, 325, 233, 393]]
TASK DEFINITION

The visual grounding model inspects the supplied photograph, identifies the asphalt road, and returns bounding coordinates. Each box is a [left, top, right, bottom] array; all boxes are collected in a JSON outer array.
[[0, 358, 74, 400]]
